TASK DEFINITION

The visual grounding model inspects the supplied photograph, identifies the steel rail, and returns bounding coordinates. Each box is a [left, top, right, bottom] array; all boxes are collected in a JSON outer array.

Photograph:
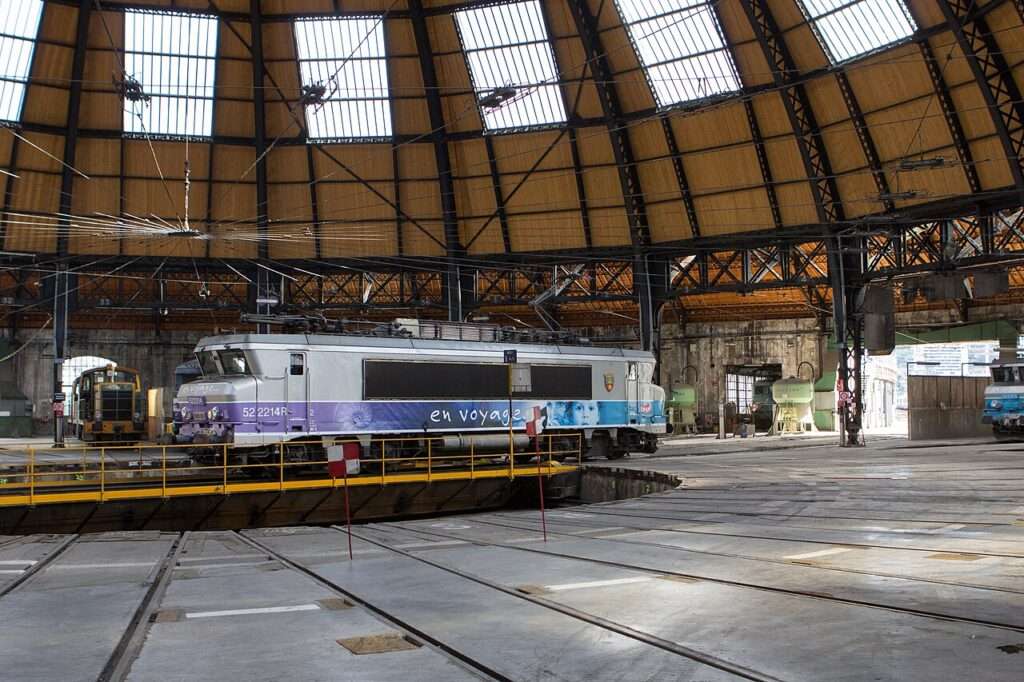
[[98, 533, 189, 682], [236, 531, 508, 682], [0, 534, 78, 598], [335, 526, 780, 682], [383, 519, 1024, 635]]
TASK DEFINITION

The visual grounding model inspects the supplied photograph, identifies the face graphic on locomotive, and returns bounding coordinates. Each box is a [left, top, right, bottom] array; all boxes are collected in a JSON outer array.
[[546, 400, 599, 427]]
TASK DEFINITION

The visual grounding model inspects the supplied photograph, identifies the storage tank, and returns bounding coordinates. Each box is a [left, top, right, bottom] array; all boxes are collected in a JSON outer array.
[[771, 377, 814, 405], [770, 376, 817, 434], [666, 384, 697, 434]]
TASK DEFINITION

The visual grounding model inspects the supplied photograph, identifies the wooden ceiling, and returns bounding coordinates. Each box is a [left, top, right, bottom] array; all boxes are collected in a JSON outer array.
[[2, 0, 1022, 269]]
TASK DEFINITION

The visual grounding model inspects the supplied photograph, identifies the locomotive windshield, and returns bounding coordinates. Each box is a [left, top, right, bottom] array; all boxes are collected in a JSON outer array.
[[195, 349, 251, 377], [94, 370, 135, 384], [991, 366, 1023, 384], [219, 350, 249, 375]]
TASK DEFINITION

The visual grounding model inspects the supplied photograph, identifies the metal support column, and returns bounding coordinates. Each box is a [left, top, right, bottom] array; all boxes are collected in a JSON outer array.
[[829, 234, 865, 446], [52, 267, 71, 446]]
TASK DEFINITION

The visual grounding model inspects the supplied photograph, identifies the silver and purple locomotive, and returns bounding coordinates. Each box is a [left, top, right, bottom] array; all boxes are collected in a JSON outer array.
[[173, 320, 667, 461]]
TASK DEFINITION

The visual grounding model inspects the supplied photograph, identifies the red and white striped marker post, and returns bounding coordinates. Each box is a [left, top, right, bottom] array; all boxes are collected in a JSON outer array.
[[327, 443, 360, 560], [525, 407, 548, 542]]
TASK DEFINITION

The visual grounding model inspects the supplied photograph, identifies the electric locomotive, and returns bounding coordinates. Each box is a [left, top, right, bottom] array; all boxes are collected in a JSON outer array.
[[983, 362, 1024, 440], [172, 318, 667, 462]]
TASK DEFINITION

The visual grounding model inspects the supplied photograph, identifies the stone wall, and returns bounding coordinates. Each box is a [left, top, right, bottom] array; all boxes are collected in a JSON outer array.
[[658, 318, 826, 420], [5, 328, 202, 433]]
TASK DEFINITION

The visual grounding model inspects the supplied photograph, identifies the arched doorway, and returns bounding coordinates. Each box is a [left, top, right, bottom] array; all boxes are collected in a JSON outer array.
[[62, 356, 115, 397]]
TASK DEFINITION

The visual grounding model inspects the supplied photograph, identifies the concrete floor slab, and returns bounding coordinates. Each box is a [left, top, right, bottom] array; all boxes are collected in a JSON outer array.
[[3, 437, 1024, 680]]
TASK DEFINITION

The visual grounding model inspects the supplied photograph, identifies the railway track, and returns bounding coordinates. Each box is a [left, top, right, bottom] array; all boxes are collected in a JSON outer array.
[[98, 534, 186, 682], [375, 518, 1024, 634], [238, 531, 510, 682], [0, 534, 78, 598], [325, 525, 779, 682]]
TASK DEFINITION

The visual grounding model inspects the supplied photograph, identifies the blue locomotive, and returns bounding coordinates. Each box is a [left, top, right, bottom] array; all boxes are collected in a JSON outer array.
[[982, 362, 1024, 440]]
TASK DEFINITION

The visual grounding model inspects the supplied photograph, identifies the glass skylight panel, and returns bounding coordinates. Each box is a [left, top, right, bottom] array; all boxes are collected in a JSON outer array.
[[455, 1, 566, 131], [123, 9, 218, 138], [798, 0, 916, 63], [294, 16, 392, 141], [0, 0, 44, 122], [615, 0, 741, 106]]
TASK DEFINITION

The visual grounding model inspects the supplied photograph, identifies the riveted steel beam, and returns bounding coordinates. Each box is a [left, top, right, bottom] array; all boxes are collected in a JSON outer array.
[[408, 0, 470, 320], [918, 40, 982, 194], [483, 136, 512, 253], [567, 0, 657, 349], [743, 99, 782, 229], [937, 0, 1024, 196], [834, 71, 893, 212], [250, 1, 269, 262], [740, 0, 844, 225]]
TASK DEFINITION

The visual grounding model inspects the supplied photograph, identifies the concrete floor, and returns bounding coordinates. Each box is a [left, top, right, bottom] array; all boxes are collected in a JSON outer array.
[[1, 436, 1023, 681]]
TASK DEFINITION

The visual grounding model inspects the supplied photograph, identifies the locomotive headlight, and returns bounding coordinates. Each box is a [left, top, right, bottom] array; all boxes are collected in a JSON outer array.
[[990, 400, 1003, 410], [210, 406, 223, 421], [179, 406, 190, 420]]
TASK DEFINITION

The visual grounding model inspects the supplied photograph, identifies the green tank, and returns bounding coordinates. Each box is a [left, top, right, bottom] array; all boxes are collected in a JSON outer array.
[[771, 377, 815, 405], [666, 384, 697, 433], [669, 385, 697, 408]]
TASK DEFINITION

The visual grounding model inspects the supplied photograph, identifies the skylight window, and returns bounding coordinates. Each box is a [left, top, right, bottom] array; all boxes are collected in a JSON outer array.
[[798, 0, 916, 64], [123, 9, 218, 138], [455, 1, 566, 131], [615, 0, 741, 107], [294, 16, 392, 141], [0, 0, 44, 122]]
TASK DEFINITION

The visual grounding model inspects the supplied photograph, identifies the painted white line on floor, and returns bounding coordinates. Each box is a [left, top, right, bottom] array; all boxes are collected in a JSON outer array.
[[784, 547, 853, 560], [925, 523, 966, 534], [505, 536, 545, 543], [573, 527, 628, 534], [185, 604, 321, 619], [51, 562, 156, 570], [0, 559, 36, 565], [545, 576, 656, 592], [395, 540, 467, 549], [179, 554, 271, 565], [0, 569, 25, 574], [597, 530, 651, 539], [173, 560, 276, 571]]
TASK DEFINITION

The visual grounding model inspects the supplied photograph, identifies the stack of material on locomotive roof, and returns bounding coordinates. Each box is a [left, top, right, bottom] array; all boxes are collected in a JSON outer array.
[[241, 313, 591, 346]]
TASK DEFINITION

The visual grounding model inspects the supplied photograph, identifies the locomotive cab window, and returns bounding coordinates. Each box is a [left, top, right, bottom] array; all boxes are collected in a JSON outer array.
[[992, 367, 1022, 383], [197, 351, 219, 376], [290, 354, 305, 376], [219, 350, 250, 376]]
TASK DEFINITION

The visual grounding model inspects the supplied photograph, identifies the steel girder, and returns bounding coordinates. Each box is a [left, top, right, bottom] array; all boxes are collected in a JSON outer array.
[[5, 210, 1022, 315], [567, 0, 659, 350], [938, 0, 1024, 195], [740, 0, 844, 225], [408, 0, 470, 322]]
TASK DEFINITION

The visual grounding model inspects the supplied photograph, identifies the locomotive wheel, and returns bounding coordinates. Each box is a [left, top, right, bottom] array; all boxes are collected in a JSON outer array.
[[993, 428, 1018, 442]]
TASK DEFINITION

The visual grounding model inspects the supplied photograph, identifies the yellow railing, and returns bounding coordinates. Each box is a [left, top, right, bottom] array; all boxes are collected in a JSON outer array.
[[0, 433, 582, 507]]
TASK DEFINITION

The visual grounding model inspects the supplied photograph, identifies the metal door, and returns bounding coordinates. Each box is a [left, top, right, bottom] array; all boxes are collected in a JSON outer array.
[[626, 362, 639, 424], [286, 352, 308, 433]]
